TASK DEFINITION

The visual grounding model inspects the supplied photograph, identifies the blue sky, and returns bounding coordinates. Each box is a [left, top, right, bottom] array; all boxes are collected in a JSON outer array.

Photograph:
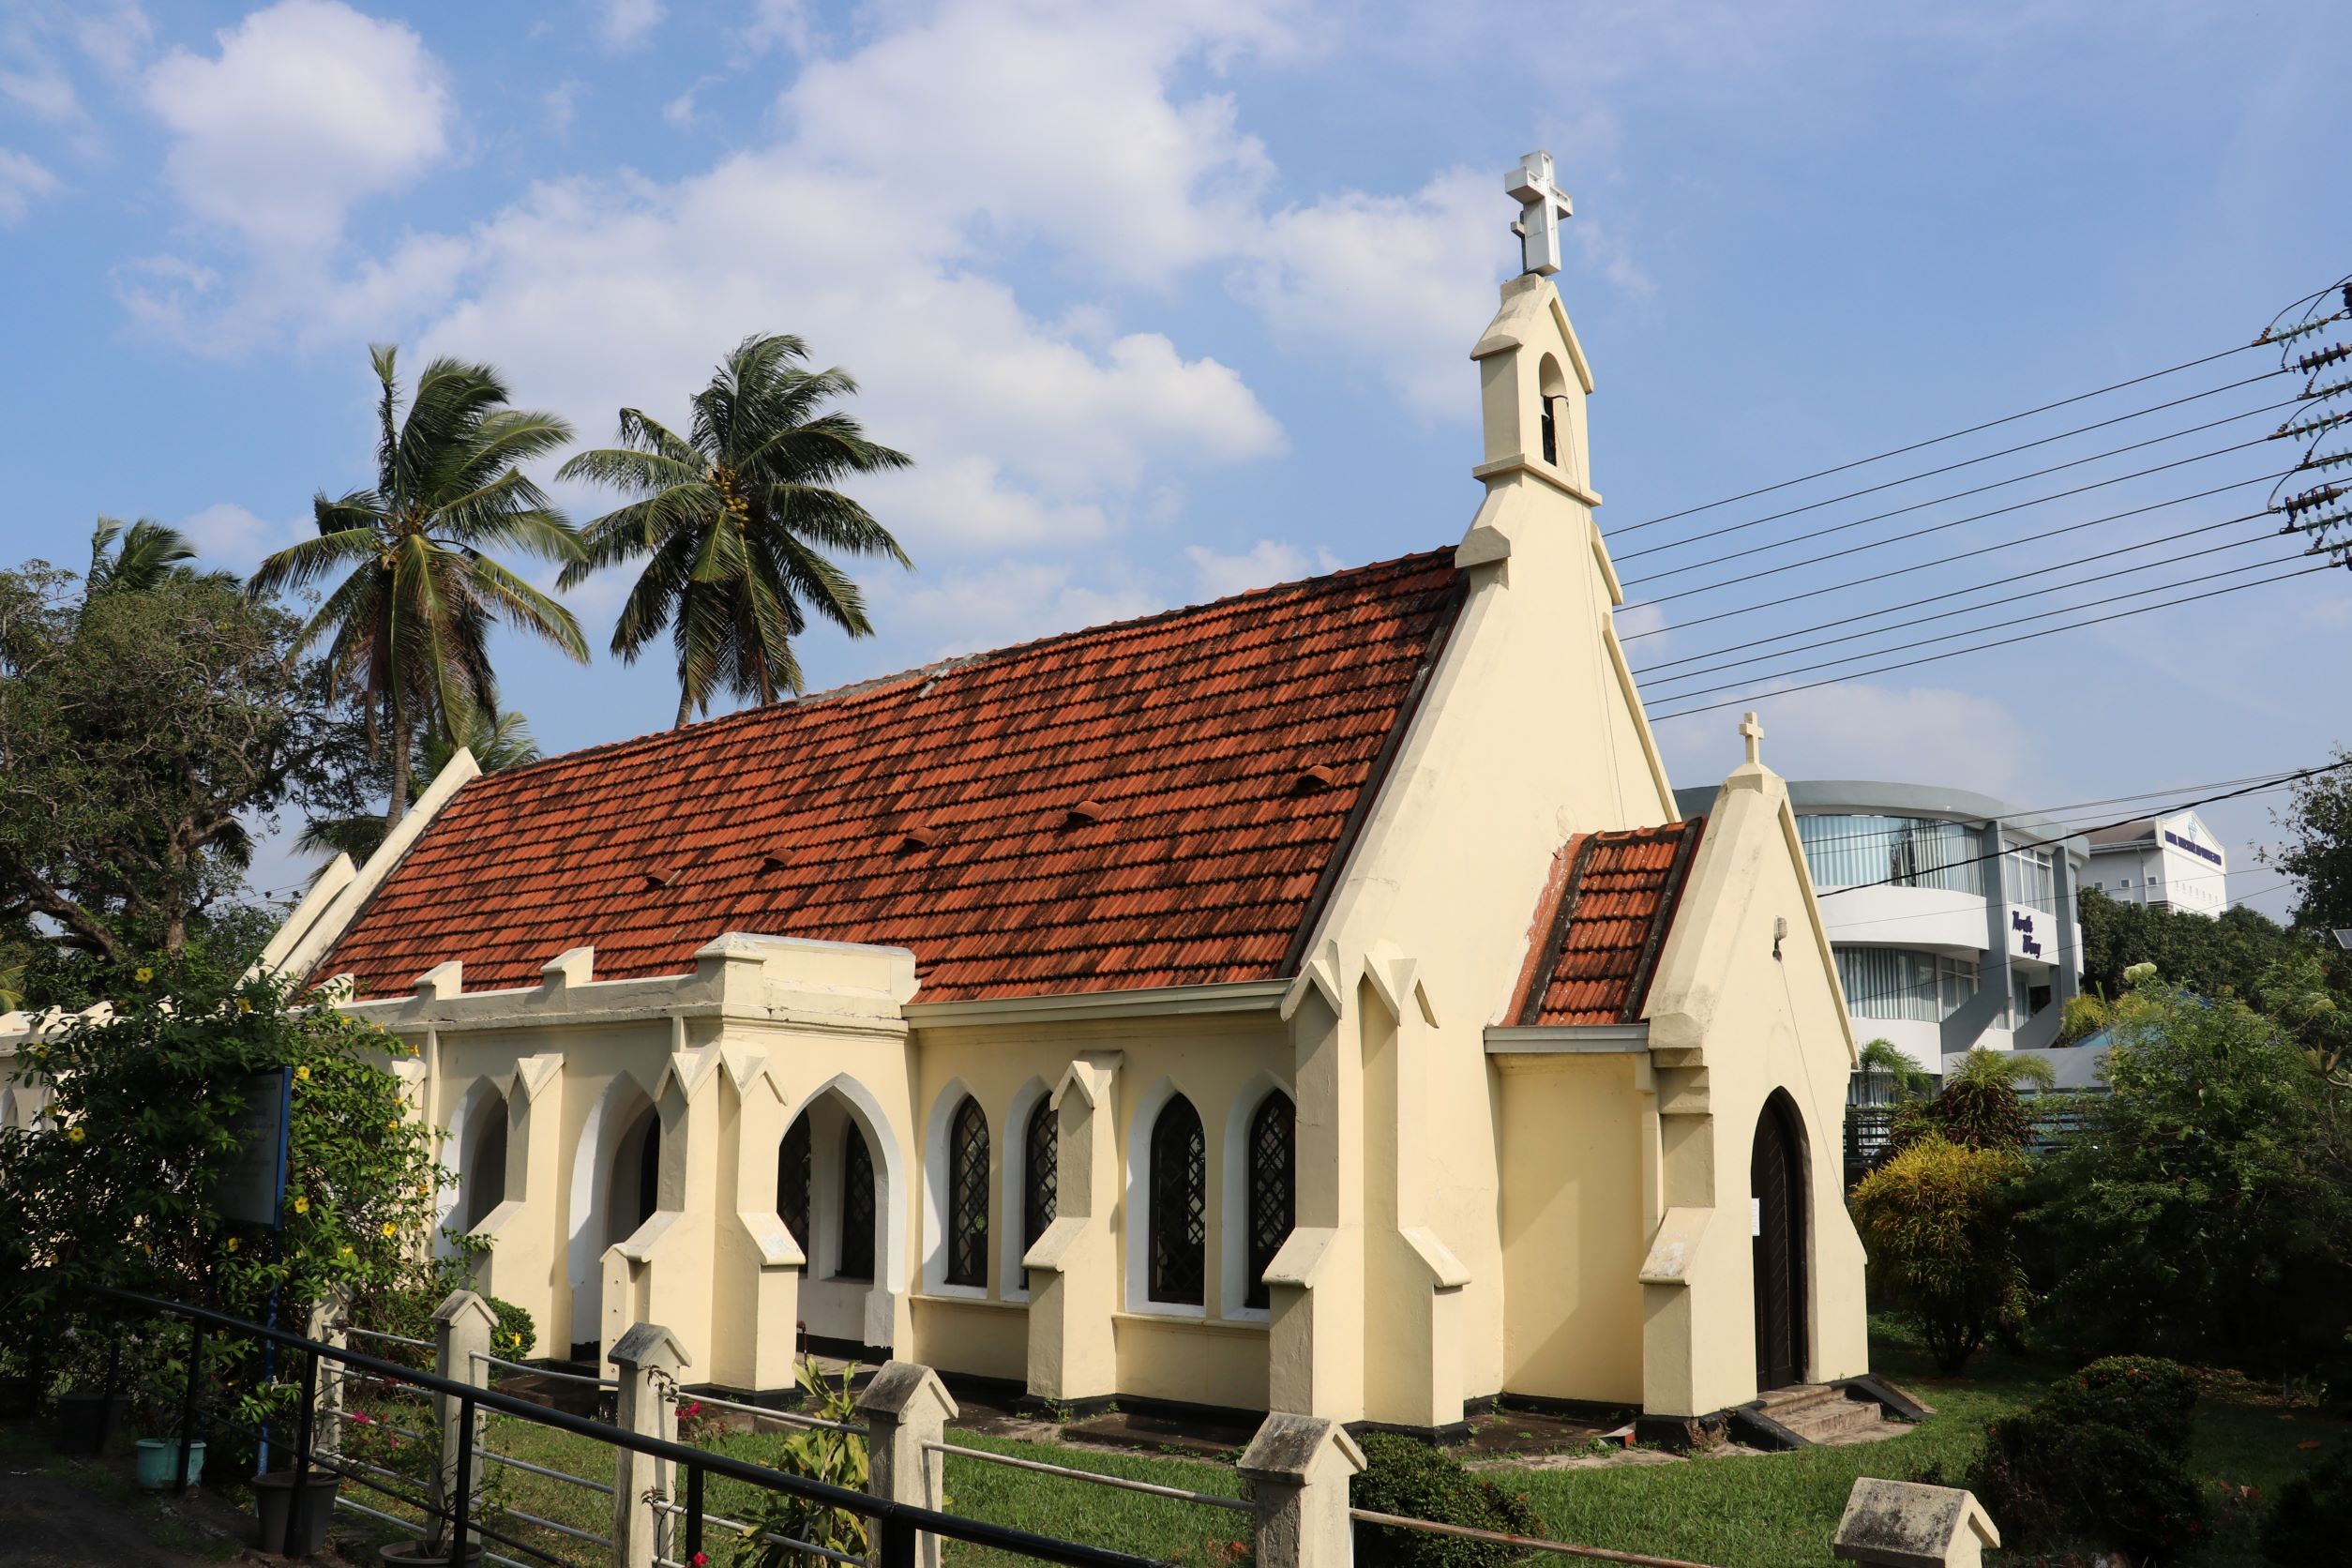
[[2, 0, 2347, 915]]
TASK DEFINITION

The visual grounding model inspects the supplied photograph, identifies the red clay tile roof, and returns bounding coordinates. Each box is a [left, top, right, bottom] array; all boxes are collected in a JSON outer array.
[[1509, 819, 1706, 1027], [316, 550, 1466, 1004]]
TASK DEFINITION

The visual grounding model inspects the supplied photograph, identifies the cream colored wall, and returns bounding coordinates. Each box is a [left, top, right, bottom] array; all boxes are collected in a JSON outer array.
[[1495, 1052, 1649, 1404], [1268, 271, 1681, 1426], [1638, 763, 1870, 1417], [905, 1010, 1289, 1407]]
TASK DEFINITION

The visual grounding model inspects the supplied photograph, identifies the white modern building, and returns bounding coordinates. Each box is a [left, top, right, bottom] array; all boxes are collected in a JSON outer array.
[[2084, 810, 2230, 918], [1678, 780, 2088, 1069]]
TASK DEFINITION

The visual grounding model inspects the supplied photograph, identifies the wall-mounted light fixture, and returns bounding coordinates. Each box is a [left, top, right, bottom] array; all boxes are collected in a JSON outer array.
[[1773, 915, 1788, 961]]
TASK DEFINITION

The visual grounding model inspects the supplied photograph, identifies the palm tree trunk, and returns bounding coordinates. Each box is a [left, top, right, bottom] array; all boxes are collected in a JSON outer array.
[[675, 686, 694, 730], [386, 692, 412, 828]]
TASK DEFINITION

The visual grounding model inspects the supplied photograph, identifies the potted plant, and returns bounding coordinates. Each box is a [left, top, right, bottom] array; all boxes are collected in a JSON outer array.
[[129, 1342, 205, 1491], [344, 1404, 497, 1566], [47, 1323, 130, 1456], [251, 1373, 341, 1557]]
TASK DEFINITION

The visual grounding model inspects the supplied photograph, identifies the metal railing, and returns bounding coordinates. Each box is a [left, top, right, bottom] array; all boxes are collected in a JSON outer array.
[[674, 1385, 862, 1434], [926, 1441, 1253, 1513], [93, 1286, 1169, 1568]]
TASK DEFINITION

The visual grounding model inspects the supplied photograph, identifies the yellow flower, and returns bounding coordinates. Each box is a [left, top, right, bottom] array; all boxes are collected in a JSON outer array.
[[295, 1066, 310, 1081], [380, 1222, 397, 1237], [65, 1126, 85, 1145], [226, 1237, 240, 1253], [339, 1245, 354, 1257], [134, 967, 153, 983], [293, 1196, 309, 1214], [235, 998, 252, 1013]]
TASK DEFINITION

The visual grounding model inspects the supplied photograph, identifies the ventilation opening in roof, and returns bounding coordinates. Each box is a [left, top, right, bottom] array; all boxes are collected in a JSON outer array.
[[1063, 799, 1107, 825], [1291, 763, 1340, 794]]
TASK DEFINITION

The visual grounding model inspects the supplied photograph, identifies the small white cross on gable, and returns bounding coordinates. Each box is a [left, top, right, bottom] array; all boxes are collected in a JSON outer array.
[[1739, 711, 1766, 767], [1506, 150, 1573, 278]]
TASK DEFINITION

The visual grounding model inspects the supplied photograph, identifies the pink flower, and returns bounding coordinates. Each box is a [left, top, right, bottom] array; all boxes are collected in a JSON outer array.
[[691, 1554, 708, 1566]]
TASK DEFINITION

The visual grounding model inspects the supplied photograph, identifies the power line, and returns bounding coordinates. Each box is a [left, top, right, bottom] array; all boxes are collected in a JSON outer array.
[[1622, 430, 2288, 600], [1615, 381, 2295, 566], [1619, 484, 2277, 640], [1615, 336, 2277, 537], [1644, 550, 2305, 701], [1649, 559, 2335, 722], [1634, 532, 2282, 686], [1762, 767, 2316, 859], [1808, 758, 2352, 902], [1623, 512, 2271, 659]]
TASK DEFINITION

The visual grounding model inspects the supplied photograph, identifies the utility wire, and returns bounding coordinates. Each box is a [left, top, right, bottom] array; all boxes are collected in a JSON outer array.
[[1650, 560, 2334, 722], [1807, 757, 2352, 901], [1645, 551, 2305, 700], [1620, 484, 2278, 638], [1634, 532, 2282, 685], [1623, 429, 2287, 598], [1615, 378, 2295, 565], [1615, 337, 2275, 537], [1621, 511, 2271, 655]]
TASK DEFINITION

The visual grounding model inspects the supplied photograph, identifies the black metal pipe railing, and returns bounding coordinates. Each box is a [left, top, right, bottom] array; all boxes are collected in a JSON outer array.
[[93, 1286, 1169, 1568]]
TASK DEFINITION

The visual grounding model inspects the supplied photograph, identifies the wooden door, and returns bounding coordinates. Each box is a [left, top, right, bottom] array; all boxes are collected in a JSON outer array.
[[1751, 1093, 1807, 1391]]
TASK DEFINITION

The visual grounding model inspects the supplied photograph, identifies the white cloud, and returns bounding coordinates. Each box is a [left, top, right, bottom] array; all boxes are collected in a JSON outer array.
[[0, 147, 58, 223], [660, 82, 703, 128], [738, 0, 809, 56], [144, 0, 452, 256], [1244, 168, 1505, 418], [1657, 681, 2030, 798], [69, 0, 153, 79], [873, 559, 1161, 659], [596, 0, 665, 51], [1186, 538, 1318, 597], [544, 79, 582, 138], [0, 68, 79, 121], [177, 501, 309, 573]]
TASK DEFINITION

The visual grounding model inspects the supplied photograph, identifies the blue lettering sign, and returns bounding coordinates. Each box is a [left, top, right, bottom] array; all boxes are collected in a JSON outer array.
[[2011, 910, 2043, 958], [2163, 829, 2224, 867]]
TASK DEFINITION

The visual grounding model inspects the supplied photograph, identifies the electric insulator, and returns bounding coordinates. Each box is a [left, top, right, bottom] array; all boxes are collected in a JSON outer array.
[[2298, 340, 2352, 372]]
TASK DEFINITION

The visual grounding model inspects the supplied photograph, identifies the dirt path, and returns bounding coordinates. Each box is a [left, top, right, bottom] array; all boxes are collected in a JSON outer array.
[[0, 1436, 249, 1567]]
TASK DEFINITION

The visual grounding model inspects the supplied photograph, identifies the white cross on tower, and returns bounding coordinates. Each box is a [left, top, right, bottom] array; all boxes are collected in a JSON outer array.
[[1506, 150, 1573, 278], [1739, 711, 1766, 767]]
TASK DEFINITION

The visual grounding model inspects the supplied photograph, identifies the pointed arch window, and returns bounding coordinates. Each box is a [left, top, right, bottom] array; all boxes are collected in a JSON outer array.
[[1244, 1092, 1296, 1309], [837, 1123, 876, 1281], [1021, 1097, 1058, 1291], [777, 1115, 811, 1254], [1148, 1096, 1207, 1306], [946, 1096, 990, 1288]]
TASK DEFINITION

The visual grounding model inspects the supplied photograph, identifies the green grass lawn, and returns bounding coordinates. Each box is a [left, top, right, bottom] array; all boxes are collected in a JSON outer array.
[[353, 1325, 2351, 1568]]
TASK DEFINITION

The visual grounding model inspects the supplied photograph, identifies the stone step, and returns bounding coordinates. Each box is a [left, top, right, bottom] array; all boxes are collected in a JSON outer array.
[[1775, 1396, 1883, 1442], [1755, 1383, 1844, 1418]]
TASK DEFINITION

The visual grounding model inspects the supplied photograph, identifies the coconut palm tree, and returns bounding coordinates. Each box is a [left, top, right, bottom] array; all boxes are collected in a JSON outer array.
[[85, 518, 222, 595], [557, 333, 912, 727], [297, 704, 545, 863], [252, 346, 587, 825]]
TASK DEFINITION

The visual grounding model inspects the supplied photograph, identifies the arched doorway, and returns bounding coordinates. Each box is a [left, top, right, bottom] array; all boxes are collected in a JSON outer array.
[[774, 1083, 897, 1349], [1751, 1091, 1808, 1391], [457, 1091, 509, 1232], [607, 1105, 662, 1246]]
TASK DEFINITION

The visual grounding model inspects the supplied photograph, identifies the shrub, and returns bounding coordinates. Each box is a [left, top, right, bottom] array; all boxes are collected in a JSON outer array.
[[487, 1296, 535, 1362], [2262, 1446, 2352, 1566], [1847, 1135, 2027, 1372], [2039, 1356, 2197, 1457], [1349, 1433, 1539, 1568], [1969, 1410, 2208, 1563]]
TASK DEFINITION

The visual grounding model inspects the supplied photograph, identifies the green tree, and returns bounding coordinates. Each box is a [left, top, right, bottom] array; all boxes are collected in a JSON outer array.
[[294, 704, 545, 865], [2078, 885, 2318, 1002], [1850, 1135, 2029, 1372], [2271, 749, 2352, 934], [84, 518, 223, 596], [558, 332, 912, 727], [250, 346, 586, 826], [2034, 978, 2352, 1368], [0, 564, 369, 971]]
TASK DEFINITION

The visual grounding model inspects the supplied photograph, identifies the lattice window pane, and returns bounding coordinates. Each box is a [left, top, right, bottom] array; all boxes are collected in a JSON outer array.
[[1147, 1097, 1207, 1306], [837, 1123, 876, 1281], [777, 1116, 812, 1254], [1245, 1093, 1295, 1310], [1022, 1098, 1058, 1292], [947, 1097, 990, 1288]]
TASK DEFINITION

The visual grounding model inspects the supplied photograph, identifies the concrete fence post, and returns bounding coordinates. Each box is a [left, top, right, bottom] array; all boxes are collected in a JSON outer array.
[[609, 1322, 689, 1568], [431, 1291, 497, 1555], [1833, 1478, 2000, 1568], [855, 1362, 958, 1568], [304, 1291, 350, 1459], [1237, 1413, 1366, 1568]]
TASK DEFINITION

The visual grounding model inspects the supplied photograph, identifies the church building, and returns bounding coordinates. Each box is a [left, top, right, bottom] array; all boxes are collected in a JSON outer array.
[[9, 153, 1870, 1437]]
